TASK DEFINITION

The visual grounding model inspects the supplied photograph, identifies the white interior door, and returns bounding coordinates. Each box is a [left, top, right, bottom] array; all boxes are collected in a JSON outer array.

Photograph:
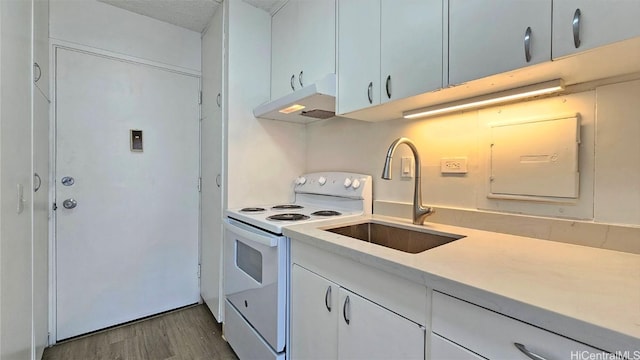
[[54, 48, 200, 340]]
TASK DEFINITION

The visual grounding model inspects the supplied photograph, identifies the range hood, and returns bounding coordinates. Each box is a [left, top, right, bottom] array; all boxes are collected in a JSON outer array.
[[253, 73, 336, 124]]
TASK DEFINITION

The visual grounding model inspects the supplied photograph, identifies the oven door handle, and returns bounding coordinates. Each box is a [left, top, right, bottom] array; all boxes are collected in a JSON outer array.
[[224, 221, 279, 247]]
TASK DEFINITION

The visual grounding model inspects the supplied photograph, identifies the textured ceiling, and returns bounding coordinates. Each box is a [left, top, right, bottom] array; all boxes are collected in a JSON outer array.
[[98, 0, 286, 33]]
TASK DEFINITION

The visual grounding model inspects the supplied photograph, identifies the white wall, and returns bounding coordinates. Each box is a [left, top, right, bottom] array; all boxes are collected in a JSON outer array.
[[306, 78, 640, 253], [50, 0, 201, 72], [225, 0, 305, 209], [1, 0, 35, 359]]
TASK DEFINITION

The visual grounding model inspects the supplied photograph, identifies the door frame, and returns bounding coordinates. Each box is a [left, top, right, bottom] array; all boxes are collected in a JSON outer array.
[[48, 41, 202, 343]]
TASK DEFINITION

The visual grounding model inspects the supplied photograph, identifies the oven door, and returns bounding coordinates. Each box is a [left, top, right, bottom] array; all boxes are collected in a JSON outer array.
[[224, 218, 287, 353]]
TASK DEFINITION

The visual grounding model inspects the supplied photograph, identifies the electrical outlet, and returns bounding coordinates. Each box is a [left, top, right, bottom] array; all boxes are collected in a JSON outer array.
[[441, 157, 468, 174]]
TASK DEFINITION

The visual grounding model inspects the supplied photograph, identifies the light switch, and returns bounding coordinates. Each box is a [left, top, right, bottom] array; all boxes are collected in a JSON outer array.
[[401, 157, 414, 178]]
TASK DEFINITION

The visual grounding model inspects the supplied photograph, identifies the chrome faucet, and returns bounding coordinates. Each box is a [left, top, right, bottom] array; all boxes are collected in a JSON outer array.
[[381, 137, 434, 225]]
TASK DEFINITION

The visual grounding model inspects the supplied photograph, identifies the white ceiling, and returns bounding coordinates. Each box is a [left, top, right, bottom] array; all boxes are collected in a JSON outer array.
[[98, 0, 285, 33]]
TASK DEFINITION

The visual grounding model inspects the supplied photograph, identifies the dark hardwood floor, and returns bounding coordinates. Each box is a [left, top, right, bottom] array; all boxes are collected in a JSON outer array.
[[43, 304, 238, 360]]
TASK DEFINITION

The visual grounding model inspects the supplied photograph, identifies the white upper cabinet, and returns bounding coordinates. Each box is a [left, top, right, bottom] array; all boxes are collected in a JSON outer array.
[[380, 0, 442, 104], [552, 0, 640, 59], [34, 0, 49, 98], [271, 0, 335, 100], [298, 0, 336, 89], [337, 0, 380, 114], [338, 0, 442, 114], [448, 0, 552, 85]]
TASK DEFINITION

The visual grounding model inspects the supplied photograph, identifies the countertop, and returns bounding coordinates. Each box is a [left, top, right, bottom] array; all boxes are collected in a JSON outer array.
[[283, 214, 640, 352]]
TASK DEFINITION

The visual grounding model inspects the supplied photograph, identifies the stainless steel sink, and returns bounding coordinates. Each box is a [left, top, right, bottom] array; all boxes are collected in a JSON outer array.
[[324, 222, 464, 254]]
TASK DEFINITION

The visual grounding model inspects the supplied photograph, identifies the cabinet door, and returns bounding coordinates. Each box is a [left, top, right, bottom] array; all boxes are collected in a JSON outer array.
[[380, 0, 442, 103], [553, 0, 640, 59], [449, 0, 551, 85], [33, 0, 49, 98], [338, 288, 424, 360], [201, 5, 224, 322], [33, 86, 50, 360], [271, 0, 299, 99], [337, 0, 380, 114], [297, 0, 335, 89], [291, 265, 338, 360]]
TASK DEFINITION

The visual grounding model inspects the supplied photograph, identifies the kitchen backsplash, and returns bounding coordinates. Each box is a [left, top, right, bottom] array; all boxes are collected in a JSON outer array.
[[306, 78, 640, 254]]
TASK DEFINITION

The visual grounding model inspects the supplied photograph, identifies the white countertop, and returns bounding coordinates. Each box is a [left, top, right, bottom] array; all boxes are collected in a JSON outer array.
[[283, 214, 640, 352]]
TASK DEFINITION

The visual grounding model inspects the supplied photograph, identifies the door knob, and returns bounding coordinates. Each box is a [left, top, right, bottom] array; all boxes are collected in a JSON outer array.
[[63, 198, 78, 209]]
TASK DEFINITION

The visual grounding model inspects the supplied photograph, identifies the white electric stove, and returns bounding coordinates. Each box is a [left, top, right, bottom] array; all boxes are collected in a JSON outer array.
[[223, 172, 372, 360]]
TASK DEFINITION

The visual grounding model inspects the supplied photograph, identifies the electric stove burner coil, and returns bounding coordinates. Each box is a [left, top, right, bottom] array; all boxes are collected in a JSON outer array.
[[267, 213, 310, 221], [240, 207, 266, 212], [272, 204, 304, 210], [311, 210, 342, 216]]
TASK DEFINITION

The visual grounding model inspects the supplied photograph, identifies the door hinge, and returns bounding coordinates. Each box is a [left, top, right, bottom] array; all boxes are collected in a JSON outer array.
[[52, 202, 57, 211], [198, 177, 202, 192], [198, 91, 202, 105], [197, 264, 201, 278]]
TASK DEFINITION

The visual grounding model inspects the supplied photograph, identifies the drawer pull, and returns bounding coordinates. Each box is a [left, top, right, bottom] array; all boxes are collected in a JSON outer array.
[[367, 82, 373, 104], [343, 296, 350, 324], [514, 343, 548, 360], [299, 70, 304, 87], [324, 286, 332, 312], [290, 74, 296, 91]]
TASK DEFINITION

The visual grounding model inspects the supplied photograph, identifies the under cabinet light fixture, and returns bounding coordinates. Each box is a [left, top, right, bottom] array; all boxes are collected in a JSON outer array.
[[279, 104, 306, 114], [403, 79, 565, 120]]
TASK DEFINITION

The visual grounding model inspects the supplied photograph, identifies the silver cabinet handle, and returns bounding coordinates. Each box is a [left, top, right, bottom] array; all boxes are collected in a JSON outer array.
[[343, 295, 350, 324], [215, 174, 221, 188], [299, 70, 304, 87], [385, 75, 392, 99], [290, 74, 296, 91], [524, 27, 532, 62], [367, 82, 373, 104], [216, 93, 221, 108], [33, 62, 42, 83], [34, 173, 42, 192], [63, 198, 78, 209], [514, 343, 548, 360], [325, 286, 332, 312], [573, 8, 582, 48]]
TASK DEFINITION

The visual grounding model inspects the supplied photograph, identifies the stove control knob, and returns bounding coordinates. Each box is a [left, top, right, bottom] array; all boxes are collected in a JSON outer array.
[[343, 178, 352, 188], [296, 176, 307, 186], [351, 178, 361, 189], [318, 176, 327, 186]]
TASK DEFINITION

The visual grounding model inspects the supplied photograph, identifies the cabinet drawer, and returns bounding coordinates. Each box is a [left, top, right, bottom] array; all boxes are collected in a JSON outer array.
[[432, 292, 600, 359]]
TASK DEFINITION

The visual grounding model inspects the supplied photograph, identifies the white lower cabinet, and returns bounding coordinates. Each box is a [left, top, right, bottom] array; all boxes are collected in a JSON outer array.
[[430, 292, 600, 359], [291, 264, 425, 360], [291, 264, 338, 360]]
